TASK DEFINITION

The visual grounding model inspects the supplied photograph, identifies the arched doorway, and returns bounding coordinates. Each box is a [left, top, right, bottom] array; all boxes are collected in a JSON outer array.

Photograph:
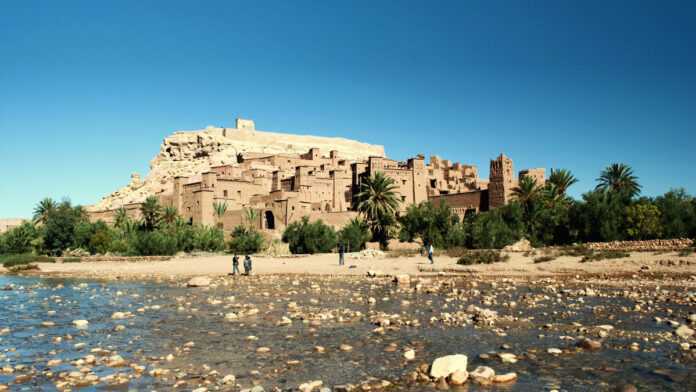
[[264, 211, 275, 230]]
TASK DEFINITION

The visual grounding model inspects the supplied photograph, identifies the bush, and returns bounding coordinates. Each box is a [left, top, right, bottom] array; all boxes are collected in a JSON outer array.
[[1, 254, 55, 267], [130, 230, 179, 256], [282, 217, 337, 254], [228, 226, 265, 254], [470, 204, 525, 249], [457, 250, 509, 265], [533, 255, 557, 263], [338, 218, 371, 252], [399, 200, 459, 248], [1, 222, 40, 254], [580, 250, 630, 263], [192, 226, 225, 252]]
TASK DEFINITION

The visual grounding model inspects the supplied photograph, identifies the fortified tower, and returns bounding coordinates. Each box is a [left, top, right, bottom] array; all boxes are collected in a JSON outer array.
[[489, 154, 514, 208]]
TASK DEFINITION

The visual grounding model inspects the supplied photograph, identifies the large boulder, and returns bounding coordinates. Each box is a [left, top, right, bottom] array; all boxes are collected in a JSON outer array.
[[503, 238, 532, 252], [429, 354, 468, 379], [187, 276, 211, 287]]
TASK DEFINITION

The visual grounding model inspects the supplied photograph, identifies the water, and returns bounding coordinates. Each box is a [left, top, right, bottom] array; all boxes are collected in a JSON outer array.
[[0, 274, 693, 391]]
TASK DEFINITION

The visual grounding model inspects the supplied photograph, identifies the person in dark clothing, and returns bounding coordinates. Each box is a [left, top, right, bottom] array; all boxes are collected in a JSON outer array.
[[338, 243, 345, 266], [243, 254, 252, 275], [232, 254, 240, 275]]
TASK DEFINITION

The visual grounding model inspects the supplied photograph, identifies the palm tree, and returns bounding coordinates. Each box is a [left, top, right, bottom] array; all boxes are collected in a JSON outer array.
[[243, 207, 259, 228], [162, 206, 179, 225], [548, 169, 578, 196], [512, 176, 541, 207], [355, 171, 400, 243], [33, 198, 57, 224], [140, 196, 162, 231], [596, 163, 641, 198], [213, 201, 228, 229], [114, 207, 129, 228]]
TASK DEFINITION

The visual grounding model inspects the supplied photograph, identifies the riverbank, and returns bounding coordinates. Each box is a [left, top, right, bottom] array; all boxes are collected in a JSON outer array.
[[8, 250, 696, 283]]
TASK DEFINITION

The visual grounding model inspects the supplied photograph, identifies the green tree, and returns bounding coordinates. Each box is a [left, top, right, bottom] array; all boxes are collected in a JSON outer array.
[[213, 202, 228, 229], [114, 207, 130, 229], [398, 200, 458, 248], [162, 206, 179, 225], [512, 176, 542, 208], [243, 208, 259, 228], [43, 200, 86, 255], [338, 218, 371, 252], [33, 198, 57, 225], [654, 188, 696, 239], [469, 203, 525, 249], [282, 217, 337, 254], [355, 171, 400, 247], [228, 225, 265, 254], [140, 196, 162, 231], [625, 201, 663, 240], [570, 190, 626, 242], [596, 163, 641, 198], [0, 222, 39, 254], [548, 169, 578, 196]]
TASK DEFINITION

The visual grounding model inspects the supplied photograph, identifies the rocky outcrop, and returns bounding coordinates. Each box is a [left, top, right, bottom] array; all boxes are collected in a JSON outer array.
[[88, 121, 385, 211]]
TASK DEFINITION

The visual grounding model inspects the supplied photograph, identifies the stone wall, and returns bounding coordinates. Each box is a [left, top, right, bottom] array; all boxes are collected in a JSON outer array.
[[586, 239, 694, 252]]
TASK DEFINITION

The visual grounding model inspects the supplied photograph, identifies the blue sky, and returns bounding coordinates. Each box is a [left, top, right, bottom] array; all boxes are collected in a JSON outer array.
[[1, 1, 695, 218]]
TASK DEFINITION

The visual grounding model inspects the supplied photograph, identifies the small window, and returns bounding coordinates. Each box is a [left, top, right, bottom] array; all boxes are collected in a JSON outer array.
[[401, 195, 406, 202], [402, 179, 407, 185], [223, 190, 228, 197]]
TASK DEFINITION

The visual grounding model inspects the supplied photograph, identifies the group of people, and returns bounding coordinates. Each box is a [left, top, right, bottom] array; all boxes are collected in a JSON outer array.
[[231, 254, 253, 275]]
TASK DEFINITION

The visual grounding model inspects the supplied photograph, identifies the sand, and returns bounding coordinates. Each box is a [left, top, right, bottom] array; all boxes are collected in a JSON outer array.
[[28, 250, 696, 280]]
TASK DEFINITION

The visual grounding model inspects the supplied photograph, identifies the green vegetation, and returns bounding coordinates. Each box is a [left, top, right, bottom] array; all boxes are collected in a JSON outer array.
[[228, 226, 265, 254], [1, 254, 55, 268], [0, 198, 226, 258], [457, 250, 509, 265], [282, 217, 337, 254], [580, 250, 630, 263], [355, 171, 400, 248], [337, 218, 371, 252], [62, 257, 81, 263]]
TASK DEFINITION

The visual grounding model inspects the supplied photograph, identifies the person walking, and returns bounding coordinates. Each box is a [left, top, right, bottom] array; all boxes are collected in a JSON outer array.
[[428, 243, 434, 264], [232, 254, 240, 275], [243, 254, 252, 275], [338, 243, 345, 266]]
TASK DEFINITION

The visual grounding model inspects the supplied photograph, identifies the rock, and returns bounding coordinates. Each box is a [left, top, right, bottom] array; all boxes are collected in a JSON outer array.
[[470, 366, 495, 384], [430, 354, 468, 379], [498, 353, 518, 363], [106, 355, 126, 367], [256, 347, 271, 353], [503, 238, 532, 252], [547, 348, 562, 355], [393, 274, 411, 285], [449, 370, 469, 385], [675, 325, 694, 339], [222, 374, 236, 384], [111, 312, 127, 319], [299, 380, 323, 392], [613, 384, 638, 392], [187, 276, 211, 287], [404, 349, 416, 360], [493, 372, 518, 383], [72, 320, 89, 328], [339, 344, 353, 352], [577, 338, 602, 350]]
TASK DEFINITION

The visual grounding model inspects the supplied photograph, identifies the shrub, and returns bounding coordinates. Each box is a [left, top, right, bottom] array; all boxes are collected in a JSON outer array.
[[399, 200, 459, 248], [338, 218, 371, 252], [130, 230, 179, 256], [457, 250, 509, 265], [580, 250, 630, 263], [1, 222, 40, 255], [533, 255, 557, 263], [228, 226, 265, 254], [282, 217, 337, 254], [1, 254, 55, 267], [192, 226, 225, 252]]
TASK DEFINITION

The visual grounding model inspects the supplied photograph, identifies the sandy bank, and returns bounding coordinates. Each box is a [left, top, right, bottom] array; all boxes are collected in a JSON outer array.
[[21, 251, 696, 281]]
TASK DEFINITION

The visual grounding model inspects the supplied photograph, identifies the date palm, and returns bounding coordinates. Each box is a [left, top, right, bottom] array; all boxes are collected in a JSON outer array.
[[512, 176, 541, 206], [140, 196, 162, 231], [162, 206, 179, 225], [33, 197, 57, 224], [213, 202, 228, 228], [114, 207, 129, 228], [548, 168, 578, 196], [243, 207, 258, 228], [355, 171, 400, 241], [596, 163, 641, 198]]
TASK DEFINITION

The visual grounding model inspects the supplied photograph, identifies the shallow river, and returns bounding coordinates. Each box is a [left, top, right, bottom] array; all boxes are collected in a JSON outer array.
[[0, 274, 693, 391]]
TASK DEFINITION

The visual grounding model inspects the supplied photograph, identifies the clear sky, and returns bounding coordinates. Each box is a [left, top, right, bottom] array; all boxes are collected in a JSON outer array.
[[1, 1, 695, 218]]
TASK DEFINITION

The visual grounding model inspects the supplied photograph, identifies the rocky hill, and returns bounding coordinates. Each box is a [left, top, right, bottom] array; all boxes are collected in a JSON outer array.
[[88, 120, 385, 211]]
